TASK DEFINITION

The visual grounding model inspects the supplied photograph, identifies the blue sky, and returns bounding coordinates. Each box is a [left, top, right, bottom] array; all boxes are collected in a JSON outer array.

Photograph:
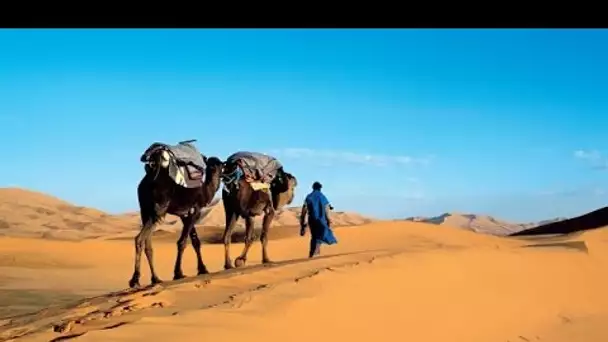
[[1, 29, 608, 222]]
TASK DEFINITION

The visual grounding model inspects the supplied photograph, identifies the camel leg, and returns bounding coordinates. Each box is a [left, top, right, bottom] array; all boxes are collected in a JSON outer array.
[[222, 210, 239, 270], [235, 216, 256, 268], [173, 216, 195, 280], [144, 230, 163, 285], [129, 221, 156, 288], [260, 209, 275, 264], [188, 212, 209, 275]]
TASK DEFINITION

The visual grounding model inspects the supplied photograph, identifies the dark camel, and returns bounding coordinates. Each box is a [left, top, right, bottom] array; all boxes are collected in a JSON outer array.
[[129, 149, 224, 288], [221, 166, 298, 269]]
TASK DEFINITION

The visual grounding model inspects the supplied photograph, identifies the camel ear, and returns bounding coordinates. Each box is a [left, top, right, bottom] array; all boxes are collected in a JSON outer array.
[[202, 155, 208, 163]]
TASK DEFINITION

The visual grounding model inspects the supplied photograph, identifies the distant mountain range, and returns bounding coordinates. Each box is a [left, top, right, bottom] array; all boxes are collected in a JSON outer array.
[[403, 213, 568, 236]]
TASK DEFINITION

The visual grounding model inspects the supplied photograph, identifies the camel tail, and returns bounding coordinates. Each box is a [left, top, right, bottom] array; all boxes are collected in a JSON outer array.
[[140, 208, 164, 228], [137, 174, 165, 229]]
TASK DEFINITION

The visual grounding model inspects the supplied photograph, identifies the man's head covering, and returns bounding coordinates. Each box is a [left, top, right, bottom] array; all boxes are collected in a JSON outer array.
[[312, 181, 322, 190]]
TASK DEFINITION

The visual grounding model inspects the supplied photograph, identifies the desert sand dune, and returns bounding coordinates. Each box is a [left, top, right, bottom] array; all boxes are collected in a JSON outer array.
[[0, 213, 608, 341], [0, 188, 374, 243], [405, 212, 566, 236], [0, 188, 137, 241], [2, 188, 608, 341]]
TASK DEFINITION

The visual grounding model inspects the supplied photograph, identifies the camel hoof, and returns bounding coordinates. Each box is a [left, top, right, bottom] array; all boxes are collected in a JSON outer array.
[[151, 277, 163, 285], [224, 262, 234, 270], [128, 279, 141, 289], [173, 273, 187, 281], [234, 257, 246, 268], [262, 258, 273, 265], [198, 268, 209, 275]]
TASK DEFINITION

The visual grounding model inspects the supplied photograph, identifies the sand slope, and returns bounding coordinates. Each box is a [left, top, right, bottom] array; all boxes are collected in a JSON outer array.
[[512, 206, 608, 236], [0, 188, 138, 241], [405, 212, 566, 235], [0, 188, 374, 243], [1, 218, 608, 342]]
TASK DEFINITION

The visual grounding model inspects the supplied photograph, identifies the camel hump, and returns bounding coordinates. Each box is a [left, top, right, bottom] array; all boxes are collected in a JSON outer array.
[[224, 151, 283, 184], [141, 141, 206, 170], [168, 142, 206, 170], [141, 140, 208, 188]]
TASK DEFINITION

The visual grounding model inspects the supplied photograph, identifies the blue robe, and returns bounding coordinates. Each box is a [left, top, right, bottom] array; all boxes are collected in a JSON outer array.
[[304, 190, 338, 246]]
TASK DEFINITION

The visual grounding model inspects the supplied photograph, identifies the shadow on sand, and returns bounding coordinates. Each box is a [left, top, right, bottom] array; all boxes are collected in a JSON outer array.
[[510, 206, 608, 237], [521, 240, 589, 253]]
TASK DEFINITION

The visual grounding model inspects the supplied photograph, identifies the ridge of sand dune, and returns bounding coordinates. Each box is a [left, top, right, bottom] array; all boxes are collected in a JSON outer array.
[[0, 188, 134, 241], [511, 206, 608, 236], [405, 212, 567, 236], [0, 188, 375, 242], [1, 220, 608, 342]]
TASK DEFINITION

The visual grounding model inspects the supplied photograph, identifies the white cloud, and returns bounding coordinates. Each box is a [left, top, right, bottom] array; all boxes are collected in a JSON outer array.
[[574, 149, 601, 161], [269, 148, 434, 167], [573, 149, 608, 170]]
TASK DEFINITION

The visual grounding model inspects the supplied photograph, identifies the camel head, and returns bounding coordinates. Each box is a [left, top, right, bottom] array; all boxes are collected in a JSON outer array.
[[203, 156, 224, 183], [272, 172, 298, 209]]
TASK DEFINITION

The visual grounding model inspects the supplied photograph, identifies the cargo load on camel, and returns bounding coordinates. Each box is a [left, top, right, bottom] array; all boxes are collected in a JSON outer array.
[[140, 140, 208, 188], [222, 151, 284, 192]]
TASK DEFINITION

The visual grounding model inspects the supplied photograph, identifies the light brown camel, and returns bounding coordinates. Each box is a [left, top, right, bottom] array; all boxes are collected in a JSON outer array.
[[220, 152, 298, 269]]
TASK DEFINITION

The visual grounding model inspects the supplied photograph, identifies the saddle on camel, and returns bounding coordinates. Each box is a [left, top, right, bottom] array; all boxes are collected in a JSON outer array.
[[140, 139, 208, 188], [221, 151, 287, 192]]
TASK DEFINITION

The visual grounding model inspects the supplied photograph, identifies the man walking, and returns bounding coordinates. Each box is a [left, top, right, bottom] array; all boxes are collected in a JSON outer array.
[[300, 181, 338, 258]]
